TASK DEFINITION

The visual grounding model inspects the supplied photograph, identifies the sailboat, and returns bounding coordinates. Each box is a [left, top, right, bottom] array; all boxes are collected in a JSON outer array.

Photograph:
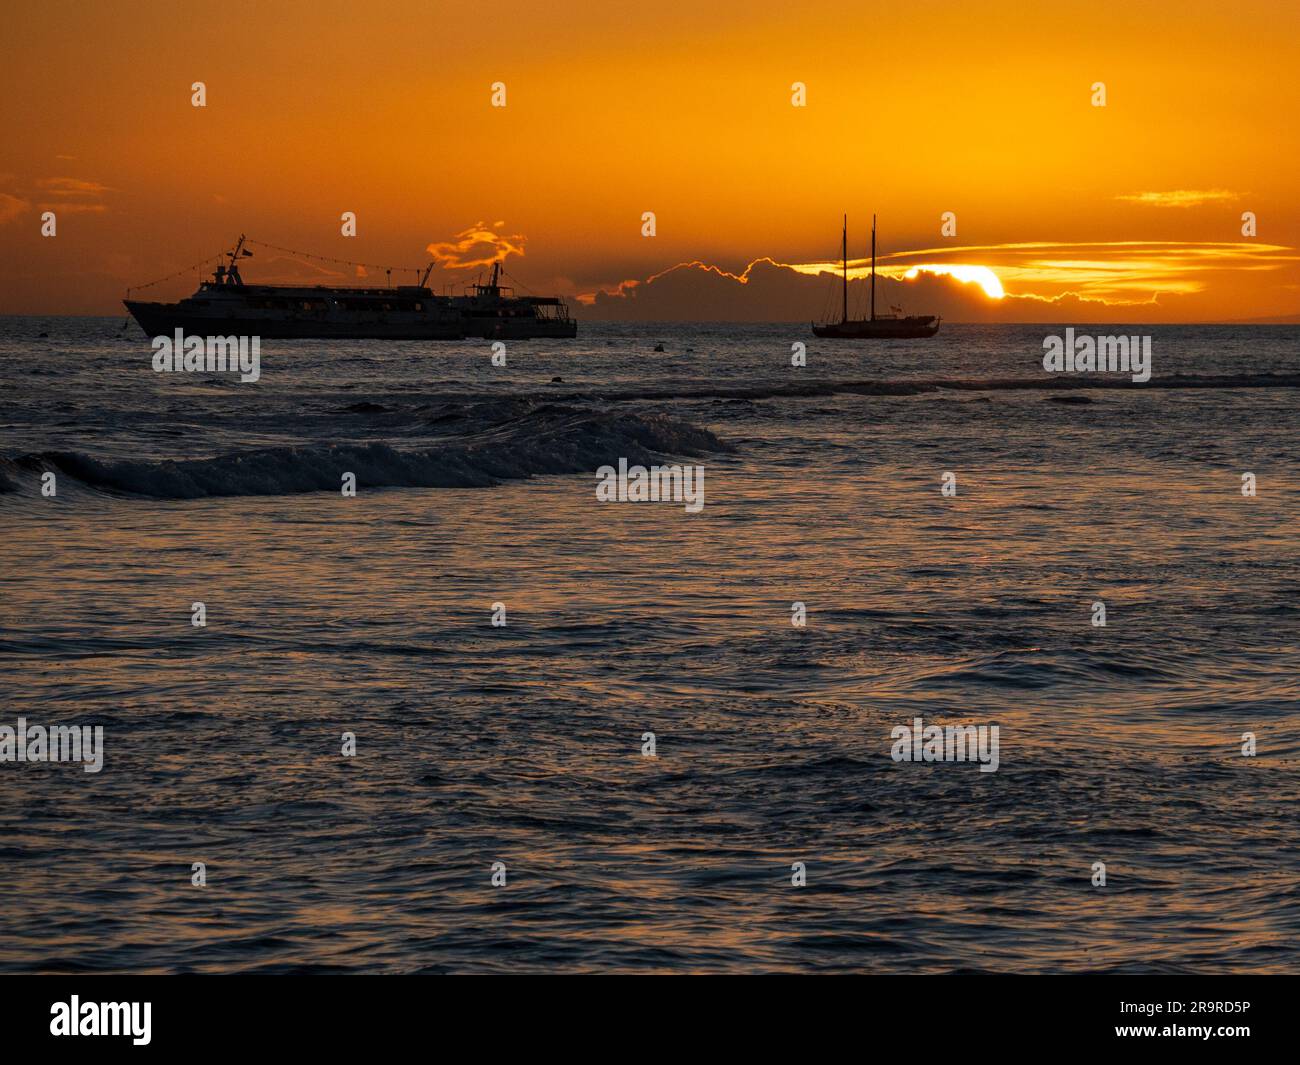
[[812, 215, 940, 338]]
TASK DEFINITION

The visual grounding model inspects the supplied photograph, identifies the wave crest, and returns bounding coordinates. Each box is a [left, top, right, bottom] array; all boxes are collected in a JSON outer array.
[[1, 404, 727, 500]]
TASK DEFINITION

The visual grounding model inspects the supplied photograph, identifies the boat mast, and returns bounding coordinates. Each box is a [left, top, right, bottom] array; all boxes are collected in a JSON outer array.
[[841, 214, 848, 324], [225, 234, 247, 286], [870, 215, 876, 322]]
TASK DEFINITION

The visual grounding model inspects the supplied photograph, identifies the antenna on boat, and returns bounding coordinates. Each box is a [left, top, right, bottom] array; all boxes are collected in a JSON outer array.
[[870, 214, 876, 323], [419, 262, 435, 289], [841, 214, 848, 325], [225, 234, 247, 285]]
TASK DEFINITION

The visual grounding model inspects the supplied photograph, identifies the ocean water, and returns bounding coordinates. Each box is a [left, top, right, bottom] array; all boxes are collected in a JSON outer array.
[[1, 316, 1298, 974]]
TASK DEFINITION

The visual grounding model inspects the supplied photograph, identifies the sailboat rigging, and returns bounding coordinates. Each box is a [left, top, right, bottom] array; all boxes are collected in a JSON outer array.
[[812, 215, 940, 339]]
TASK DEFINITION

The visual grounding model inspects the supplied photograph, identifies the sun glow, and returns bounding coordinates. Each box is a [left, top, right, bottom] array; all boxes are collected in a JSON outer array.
[[901, 264, 1005, 300]]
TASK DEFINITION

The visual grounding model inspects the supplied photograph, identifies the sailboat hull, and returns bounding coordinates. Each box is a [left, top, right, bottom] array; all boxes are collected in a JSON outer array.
[[812, 316, 940, 339]]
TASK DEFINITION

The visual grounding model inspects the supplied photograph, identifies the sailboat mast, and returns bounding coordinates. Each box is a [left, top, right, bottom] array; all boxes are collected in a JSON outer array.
[[870, 215, 876, 322], [841, 214, 848, 324]]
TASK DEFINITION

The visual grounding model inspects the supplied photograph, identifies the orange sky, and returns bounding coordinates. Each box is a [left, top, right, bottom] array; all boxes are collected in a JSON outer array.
[[2, 0, 1298, 320]]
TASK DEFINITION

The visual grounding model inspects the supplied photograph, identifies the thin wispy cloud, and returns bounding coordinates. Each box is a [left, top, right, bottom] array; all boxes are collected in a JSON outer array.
[[1115, 189, 1239, 208], [0, 191, 30, 225], [38, 203, 108, 215], [30, 175, 113, 216], [37, 176, 113, 197], [1, 175, 111, 224], [794, 240, 1298, 297]]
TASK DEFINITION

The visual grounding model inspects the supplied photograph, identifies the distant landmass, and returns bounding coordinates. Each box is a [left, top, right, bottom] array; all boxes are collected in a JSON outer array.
[[1220, 312, 1300, 324]]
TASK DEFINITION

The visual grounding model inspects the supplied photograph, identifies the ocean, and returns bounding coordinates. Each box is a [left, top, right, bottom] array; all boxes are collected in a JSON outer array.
[[1, 317, 1297, 973]]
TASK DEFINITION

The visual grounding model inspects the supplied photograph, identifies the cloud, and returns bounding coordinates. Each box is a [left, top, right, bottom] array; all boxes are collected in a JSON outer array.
[[0, 192, 31, 225], [577, 257, 794, 305], [579, 240, 1298, 323], [426, 221, 525, 270], [37, 176, 113, 197], [1115, 189, 1238, 208], [902, 264, 1004, 299], [582, 258, 988, 321], [796, 239, 1298, 299], [581, 259, 1173, 322], [38, 203, 108, 214], [31, 175, 112, 217], [253, 254, 349, 284]]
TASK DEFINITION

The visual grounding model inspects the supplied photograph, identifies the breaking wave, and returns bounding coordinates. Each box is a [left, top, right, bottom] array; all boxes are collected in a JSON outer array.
[[0, 404, 727, 500]]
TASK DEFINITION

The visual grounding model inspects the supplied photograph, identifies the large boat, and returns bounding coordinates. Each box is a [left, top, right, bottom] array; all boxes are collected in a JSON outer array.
[[812, 215, 940, 339], [450, 261, 578, 339], [124, 236, 578, 341]]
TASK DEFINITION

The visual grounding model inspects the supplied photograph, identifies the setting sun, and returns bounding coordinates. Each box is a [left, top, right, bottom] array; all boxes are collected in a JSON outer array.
[[901, 264, 1006, 300]]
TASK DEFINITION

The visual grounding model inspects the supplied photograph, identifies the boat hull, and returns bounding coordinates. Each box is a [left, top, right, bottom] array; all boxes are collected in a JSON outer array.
[[464, 317, 578, 340], [124, 300, 466, 340], [125, 302, 581, 340]]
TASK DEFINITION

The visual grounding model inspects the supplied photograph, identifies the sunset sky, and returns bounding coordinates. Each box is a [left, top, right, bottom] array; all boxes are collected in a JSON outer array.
[[2, 0, 1298, 320]]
